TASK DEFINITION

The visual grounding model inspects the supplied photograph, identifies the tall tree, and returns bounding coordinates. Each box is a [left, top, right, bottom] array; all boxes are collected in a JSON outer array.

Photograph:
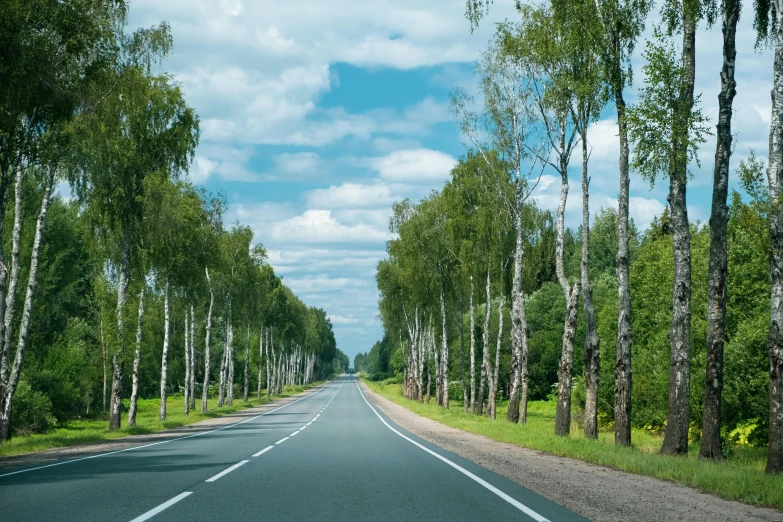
[[758, 0, 783, 474], [627, 21, 710, 455], [70, 24, 198, 429], [701, 0, 740, 461]]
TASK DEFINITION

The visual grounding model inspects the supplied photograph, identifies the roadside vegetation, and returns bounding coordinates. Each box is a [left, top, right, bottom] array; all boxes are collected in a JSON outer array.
[[0, 381, 325, 459], [365, 379, 783, 509]]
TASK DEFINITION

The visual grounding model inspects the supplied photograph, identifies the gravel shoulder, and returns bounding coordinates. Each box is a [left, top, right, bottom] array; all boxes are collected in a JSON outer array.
[[0, 383, 329, 471], [360, 381, 783, 522]]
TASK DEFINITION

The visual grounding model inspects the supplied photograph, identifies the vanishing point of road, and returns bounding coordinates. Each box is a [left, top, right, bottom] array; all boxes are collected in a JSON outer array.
[[0, 376, 586, 521]]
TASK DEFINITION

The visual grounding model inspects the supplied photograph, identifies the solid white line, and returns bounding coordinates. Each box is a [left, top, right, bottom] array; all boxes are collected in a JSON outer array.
[[0, 381, 334, 479], [275, 437, 289, 445], [129, 491, 192, 522], [205, 460, 248, 483], [252, 445, 274, 457], [355, 382, 550, 522]]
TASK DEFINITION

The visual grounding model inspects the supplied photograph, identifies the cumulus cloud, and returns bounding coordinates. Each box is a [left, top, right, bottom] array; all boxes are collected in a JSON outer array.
[[306, 183, 395, 209], [370, 148, 456, 183], [271, 209, 389, 243]]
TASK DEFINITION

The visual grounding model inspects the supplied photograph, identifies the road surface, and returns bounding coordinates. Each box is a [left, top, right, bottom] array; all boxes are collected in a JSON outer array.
[[0, 376, 586, 521]]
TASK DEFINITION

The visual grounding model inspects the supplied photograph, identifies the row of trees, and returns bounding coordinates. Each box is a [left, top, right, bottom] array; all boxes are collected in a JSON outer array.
[[369, 0, 783, 472], [0, 0, 345, 443]]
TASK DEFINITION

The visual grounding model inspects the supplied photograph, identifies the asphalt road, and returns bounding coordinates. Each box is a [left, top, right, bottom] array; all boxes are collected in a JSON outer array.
[[0, 376, 587, 521]]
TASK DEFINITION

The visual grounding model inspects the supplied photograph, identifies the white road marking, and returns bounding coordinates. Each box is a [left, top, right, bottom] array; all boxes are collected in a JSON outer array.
[[275, 437, 289, 445], [252, 446, 274, 457], [290, 431, 298, 437], [129, 491, 192, 522], [355, 381, 550, 522], [0, 380, 335, 479], [205, 460, 249, 483], [299, 425, 306, 430]]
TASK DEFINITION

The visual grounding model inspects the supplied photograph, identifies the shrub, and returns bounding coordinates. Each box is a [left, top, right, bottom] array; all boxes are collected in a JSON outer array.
[[12, 380, 58, 435]]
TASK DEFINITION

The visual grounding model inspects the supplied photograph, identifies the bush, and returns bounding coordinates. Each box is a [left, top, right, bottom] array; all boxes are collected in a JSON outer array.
[[11, 380, 57, 435]]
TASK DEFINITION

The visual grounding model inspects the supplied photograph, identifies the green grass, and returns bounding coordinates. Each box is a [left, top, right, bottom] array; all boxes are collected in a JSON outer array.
[[364, 379, 783, 510], [0, 382, 325, 458]]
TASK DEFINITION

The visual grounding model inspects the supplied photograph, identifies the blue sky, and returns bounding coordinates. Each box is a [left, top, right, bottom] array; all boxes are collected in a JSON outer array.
[[128, 0, 774, 361]]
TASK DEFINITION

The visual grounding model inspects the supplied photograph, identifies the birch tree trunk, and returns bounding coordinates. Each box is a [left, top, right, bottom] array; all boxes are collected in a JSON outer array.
[[159, 282, 170, 420], [477, 269, 492, 415], [440, 287, 449, 409], [554, 156, 579, 437], [109, 226, 131, 431], [243, 323, 249, 403], [258, 326, 264, 401], [661, 14, 696, 456], [581, 130, 600, 440], [613, 29, 634, 448], [226, 308, 234, 406], [128, 288, 145, 427], [101, 318, 106, 414], [469, 278, 476, 412], [0, 168, 54, 440], [701, 0, 738, 460], [184, 307, 190, 415], [0, 168, 25, 429], [766, 0, 783, 474], [267, 328, 274, 398], [508, 206, 528, 423], [190, 305, 196, 411], [435, 328, 442, 405], [2, 168, 24, 378], [202, 267, 213, 413], [488, 293, 504, 419]]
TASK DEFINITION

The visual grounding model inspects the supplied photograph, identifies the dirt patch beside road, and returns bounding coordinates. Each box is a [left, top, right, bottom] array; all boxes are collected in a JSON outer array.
[[361, 381, 783, 522]]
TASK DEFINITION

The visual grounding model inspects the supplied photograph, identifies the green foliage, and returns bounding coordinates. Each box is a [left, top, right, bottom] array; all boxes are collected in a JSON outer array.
[[627, 27, 711, 185], [11, 380, 57, 435]]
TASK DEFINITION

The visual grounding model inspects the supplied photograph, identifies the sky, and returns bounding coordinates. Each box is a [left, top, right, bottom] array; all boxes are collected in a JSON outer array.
[[128, 0, 775, 362]]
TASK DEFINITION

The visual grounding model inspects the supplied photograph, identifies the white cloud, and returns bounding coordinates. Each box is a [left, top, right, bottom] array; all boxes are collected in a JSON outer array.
[[370, 148, 456, 183], [271, 209, 389, 243], [328, 314, 360, 324], [306, 183, 395, 209]]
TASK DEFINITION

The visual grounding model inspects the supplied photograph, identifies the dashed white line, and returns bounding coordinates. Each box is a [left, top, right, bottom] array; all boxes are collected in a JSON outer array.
[[290, 431, 299, 437], [252, 446, 274, 457], [205, 460, 249, 483], [129, 492, 192, 522], [275, 437, 290, 445], [355, 381, 550, 522]]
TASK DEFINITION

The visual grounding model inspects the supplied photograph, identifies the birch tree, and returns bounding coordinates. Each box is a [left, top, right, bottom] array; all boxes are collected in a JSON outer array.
[[627, 22, 710, 455], [701, 0, 740, 460], [451, 34, 542, 423], [757, 0, 783, 473]]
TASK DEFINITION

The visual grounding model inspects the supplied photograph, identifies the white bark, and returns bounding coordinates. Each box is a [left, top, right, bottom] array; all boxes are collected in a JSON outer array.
[[488, 293, 504, 419], [0, 168, 55, 439], [189, 305, 196, 411], [159, 282, 170, 421], [201, 268, 213, 413], [128, 288, 145, 426], [469, 277, 476, 412], [257, 326, 264, 401], [477, 269, 492, 415], [184, 306, 190, 415], [440, 288, 449, 409]]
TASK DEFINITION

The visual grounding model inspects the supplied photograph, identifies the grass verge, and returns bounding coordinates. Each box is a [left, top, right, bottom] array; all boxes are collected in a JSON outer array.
[[364, 379, 783, 510], [0, 381, 326, 459]]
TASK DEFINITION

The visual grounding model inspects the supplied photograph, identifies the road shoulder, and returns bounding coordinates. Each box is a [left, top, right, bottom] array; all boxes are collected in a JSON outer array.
[[0, 383, 330, 471], [360, 381, 783, 522]]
